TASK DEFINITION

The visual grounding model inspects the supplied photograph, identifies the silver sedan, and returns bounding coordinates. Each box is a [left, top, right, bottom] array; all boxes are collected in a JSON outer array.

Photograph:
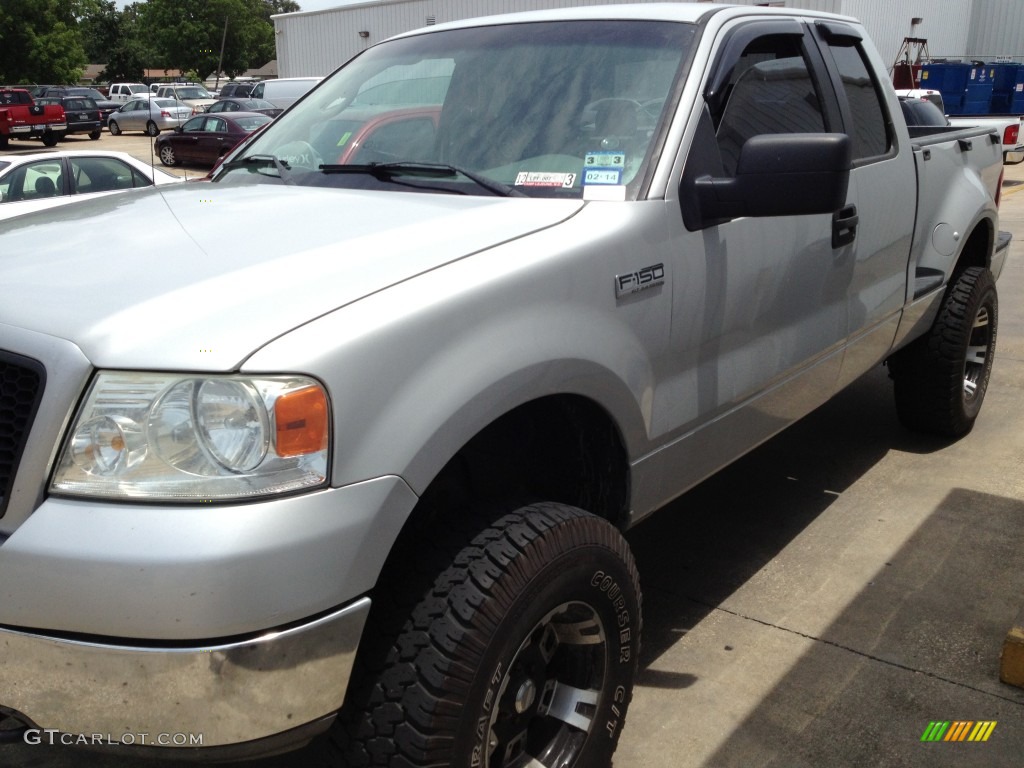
[[107, 98, 192, 136]]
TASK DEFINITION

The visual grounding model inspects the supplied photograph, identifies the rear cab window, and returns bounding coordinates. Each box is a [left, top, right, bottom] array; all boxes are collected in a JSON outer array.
[[813, 23, 894, 163]]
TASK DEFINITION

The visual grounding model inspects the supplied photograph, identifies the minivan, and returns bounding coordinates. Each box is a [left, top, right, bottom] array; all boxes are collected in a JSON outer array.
[[249, 77, 322, 110]]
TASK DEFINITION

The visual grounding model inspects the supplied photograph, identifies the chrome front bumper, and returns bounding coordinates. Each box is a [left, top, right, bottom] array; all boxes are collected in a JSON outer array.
[[0, 597, 370, 747]]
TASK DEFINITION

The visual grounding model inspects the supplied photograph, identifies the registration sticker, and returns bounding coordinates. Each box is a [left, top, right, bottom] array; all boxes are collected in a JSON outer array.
[[514, 171, 576, 188], [582, 151, 625, 186]]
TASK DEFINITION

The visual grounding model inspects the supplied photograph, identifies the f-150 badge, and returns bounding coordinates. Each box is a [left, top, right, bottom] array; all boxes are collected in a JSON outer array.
[[615, 263, 665, 298]]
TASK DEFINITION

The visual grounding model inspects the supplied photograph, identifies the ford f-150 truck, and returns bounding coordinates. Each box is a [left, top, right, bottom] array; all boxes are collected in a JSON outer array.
[[0, 4, 1010, 767], [0, 88, 66, 148]]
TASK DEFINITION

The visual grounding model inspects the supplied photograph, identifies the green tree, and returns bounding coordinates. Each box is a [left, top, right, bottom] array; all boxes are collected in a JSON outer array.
[[138, 0, 283, 79], [93, 2, 153, 81], [79, 0, 119, 62], [0, 0, 89, 83]]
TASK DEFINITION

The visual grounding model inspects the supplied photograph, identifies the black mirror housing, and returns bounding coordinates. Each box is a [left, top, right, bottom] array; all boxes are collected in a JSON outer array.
[[689, 133, 851, 225]]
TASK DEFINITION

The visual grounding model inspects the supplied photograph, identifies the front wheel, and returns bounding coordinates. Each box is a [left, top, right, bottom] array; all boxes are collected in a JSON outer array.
[[890, 266, 998, 437], [158, 144, 177, 166], [145, 120, 159, 137], [108, 120, 121, 136], [328, 502, 641, 767]]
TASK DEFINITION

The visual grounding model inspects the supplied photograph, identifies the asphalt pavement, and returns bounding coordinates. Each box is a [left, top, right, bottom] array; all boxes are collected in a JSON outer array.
[[1, 132, 1023, 767]]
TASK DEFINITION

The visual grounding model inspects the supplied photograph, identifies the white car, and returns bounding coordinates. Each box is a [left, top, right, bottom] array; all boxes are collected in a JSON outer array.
[[0, 150, 183, 221]]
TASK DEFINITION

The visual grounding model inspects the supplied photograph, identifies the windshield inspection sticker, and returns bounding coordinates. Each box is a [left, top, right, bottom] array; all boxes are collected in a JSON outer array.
[[583, 151, 625, 186], [515, 171, 576, 188]]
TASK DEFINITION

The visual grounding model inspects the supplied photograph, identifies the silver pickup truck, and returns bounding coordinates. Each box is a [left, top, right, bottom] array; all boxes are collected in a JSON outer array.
[[0, 4, 1011, 767]]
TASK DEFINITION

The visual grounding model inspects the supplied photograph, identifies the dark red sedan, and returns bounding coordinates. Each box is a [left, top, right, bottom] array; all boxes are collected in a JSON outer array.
[[155, 112, 272, 167]]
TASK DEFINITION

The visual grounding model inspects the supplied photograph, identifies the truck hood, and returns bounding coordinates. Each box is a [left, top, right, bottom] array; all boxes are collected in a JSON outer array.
[[0, 182, 582, 370]]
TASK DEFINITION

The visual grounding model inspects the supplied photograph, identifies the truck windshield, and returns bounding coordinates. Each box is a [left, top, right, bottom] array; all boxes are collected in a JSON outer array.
[[214, 20, 696, 198]]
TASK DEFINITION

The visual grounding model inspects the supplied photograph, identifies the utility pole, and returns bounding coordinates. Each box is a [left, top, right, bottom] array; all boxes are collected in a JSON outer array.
[[216, 16, 229, 90]]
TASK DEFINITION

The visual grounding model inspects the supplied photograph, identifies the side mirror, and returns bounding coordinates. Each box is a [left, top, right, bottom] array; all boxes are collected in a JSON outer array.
[[690, 133, 851, 225]]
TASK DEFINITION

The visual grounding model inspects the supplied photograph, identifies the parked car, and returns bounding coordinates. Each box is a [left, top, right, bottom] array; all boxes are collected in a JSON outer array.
[[218, 81, 258, 99], [37, 87, 119, 126], [897, 87, 1024, 164], [207, 97, 283, 118], [108, 97, 192, 136], [0, 88, 66, 147], [35, 96, 103, 140], [249, 77, 322, 109], [0, 149, 181, 220], [107, 82, 151, 102], [898, 95, 950, 127], [155, 111, 272, 166], [154, 84, 217, 115], [309, 105, 441, 164]]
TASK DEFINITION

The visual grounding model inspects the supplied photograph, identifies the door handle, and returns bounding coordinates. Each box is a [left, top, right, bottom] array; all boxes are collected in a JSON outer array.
[[832, 204, 858, 248]]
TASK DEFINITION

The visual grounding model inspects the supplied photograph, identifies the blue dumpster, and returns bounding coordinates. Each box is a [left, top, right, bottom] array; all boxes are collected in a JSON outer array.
[[919, 63, 971, 114], [962, 65, 996, 114], [988, 63, 1020, 113]]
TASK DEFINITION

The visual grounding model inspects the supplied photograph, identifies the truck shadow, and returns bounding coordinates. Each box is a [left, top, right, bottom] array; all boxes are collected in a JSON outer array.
[[626, 363, 948, 674]]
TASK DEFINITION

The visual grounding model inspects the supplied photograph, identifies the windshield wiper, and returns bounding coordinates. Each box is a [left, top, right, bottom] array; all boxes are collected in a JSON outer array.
[[220, 154, 296, 185], [318, 162, 523, 197]]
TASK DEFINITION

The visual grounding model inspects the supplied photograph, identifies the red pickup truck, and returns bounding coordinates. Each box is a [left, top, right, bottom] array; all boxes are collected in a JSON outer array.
[[0, 88, 67, 148]]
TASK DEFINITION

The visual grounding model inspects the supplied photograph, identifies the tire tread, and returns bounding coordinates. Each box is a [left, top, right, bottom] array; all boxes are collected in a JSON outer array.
[[322, 502, 639, 767]]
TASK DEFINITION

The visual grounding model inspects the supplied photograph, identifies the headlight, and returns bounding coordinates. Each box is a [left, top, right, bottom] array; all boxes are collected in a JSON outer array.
[[51, 372, 329, 501]]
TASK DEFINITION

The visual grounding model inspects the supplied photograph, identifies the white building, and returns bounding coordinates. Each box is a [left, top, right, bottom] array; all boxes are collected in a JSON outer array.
[[272, 0, 1024, 79]]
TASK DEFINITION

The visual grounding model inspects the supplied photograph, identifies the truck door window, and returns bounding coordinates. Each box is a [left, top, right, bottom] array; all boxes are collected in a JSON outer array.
[[822, 42, 891, 160], [714, 35, 826, 176]]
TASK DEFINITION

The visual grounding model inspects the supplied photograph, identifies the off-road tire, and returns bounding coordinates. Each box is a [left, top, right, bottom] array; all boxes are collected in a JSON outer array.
[[890, 266, 998, 437], [146, 120, 159, 137], [108, 120, 121, 136], [158, 144, 177, 167], [324, 502, 641, 767]]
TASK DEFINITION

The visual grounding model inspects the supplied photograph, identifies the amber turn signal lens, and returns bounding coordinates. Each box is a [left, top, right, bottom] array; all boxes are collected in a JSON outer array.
[[275, 385, 329, 457]]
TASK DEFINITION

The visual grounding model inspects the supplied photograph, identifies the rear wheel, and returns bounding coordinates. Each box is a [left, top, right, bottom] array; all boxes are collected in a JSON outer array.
[[890, 266, 998, 437], [108, 120, 122, 136], [145, 120, 160, 137], [158, 144, 177, 166], [89, 130, 101, 140], [41, 132, 59, 147], [326, 502, 641, 767]]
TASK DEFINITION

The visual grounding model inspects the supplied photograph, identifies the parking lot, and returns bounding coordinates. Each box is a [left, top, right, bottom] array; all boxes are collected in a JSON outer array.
[[1, 135, 1023, 768], [47, 130, 207, 178]]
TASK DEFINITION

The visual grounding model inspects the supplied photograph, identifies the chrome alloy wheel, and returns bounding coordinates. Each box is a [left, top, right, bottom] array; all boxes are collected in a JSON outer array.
[[485, 601, 606, 768], [963, 305, 992, 402]]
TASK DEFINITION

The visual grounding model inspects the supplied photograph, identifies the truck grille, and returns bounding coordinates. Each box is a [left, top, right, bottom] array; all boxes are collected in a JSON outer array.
[[0, 351, 45, 519]]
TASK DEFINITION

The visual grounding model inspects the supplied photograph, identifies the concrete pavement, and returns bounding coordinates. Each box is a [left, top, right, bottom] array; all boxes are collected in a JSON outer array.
[[1, 135, 1023, 767]]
